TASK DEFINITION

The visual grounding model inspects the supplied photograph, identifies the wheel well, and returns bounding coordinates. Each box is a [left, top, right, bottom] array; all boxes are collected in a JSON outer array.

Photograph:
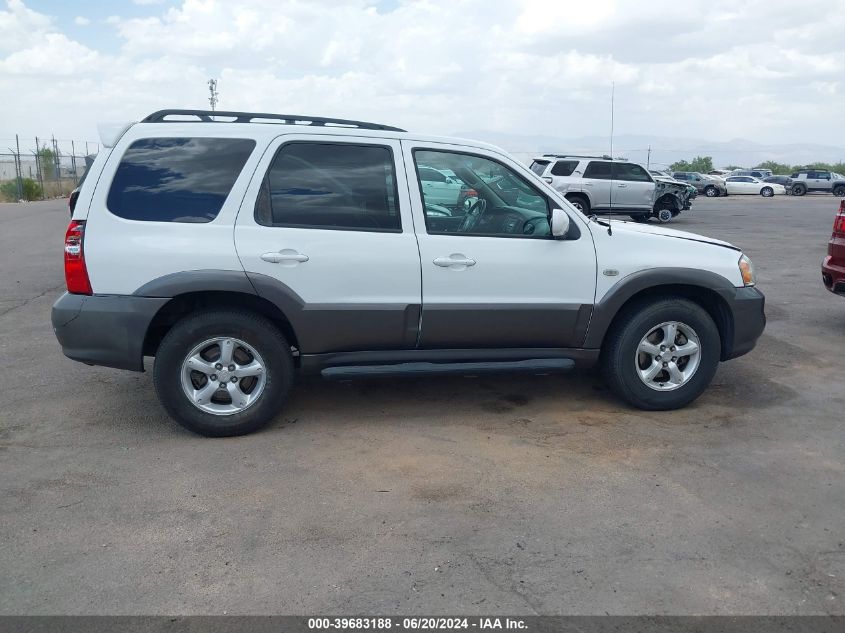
[[600, 284, 733, 360], [565, 192, 590, 207], [142, 291, 299, 359], [653, 193, 679, 211]]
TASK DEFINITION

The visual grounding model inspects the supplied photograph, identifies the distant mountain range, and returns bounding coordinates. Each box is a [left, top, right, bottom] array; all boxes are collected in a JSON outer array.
[[454, 131, 845, 169]]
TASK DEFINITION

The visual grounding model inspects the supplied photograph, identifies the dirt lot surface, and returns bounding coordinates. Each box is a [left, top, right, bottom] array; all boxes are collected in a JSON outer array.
[[1, 195, 843, 614]]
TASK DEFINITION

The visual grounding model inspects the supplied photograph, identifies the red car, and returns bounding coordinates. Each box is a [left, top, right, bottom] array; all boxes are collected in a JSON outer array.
[[823, 200, 845, 295]]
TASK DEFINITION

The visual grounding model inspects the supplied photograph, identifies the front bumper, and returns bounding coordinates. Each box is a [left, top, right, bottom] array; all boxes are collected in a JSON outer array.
[[52, 292, 169, 371], [722, 286, 766, 360]]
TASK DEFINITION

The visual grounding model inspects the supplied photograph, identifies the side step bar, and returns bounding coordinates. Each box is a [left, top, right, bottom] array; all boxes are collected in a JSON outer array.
[[321, 358, 575, 379]]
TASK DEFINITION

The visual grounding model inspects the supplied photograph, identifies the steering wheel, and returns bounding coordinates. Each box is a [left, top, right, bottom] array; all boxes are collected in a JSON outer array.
[[458, 198, 487, 233], [522, 217, 549, 236]]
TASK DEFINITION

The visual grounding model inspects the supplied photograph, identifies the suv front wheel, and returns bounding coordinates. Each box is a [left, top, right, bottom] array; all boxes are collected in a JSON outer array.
[[601, 298, 720, 410], [154, 310, 294, 437]]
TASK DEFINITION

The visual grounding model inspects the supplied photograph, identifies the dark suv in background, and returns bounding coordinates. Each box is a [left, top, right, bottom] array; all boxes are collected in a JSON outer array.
[[672, 172, 727, 198]]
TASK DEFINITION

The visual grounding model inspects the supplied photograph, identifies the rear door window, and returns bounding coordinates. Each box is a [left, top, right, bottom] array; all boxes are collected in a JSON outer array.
[[550, 160, 579, 176], [107, 137, 256, 222], [255, 142, 401, 232]]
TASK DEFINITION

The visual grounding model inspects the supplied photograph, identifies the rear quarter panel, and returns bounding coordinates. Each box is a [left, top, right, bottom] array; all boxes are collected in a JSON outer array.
[[83, 124, 272, 295]]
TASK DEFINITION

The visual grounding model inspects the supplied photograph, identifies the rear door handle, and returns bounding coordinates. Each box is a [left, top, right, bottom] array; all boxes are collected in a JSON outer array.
[[617, 183, 628, 188], [260, 250, 309, 264], [433, 254, 476, 268]]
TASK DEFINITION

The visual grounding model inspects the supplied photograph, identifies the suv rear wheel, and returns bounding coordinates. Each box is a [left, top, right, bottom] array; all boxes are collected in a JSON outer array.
[[601, 298, 720, 410], [565, 194, 590, 214], [833, 184, 845, 197], [154, 310, 294, 437], [704, 185, 718, 197]]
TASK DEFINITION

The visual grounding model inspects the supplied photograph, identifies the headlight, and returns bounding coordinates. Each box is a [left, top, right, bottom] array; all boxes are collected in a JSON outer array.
[[738, 254, 756, 286]]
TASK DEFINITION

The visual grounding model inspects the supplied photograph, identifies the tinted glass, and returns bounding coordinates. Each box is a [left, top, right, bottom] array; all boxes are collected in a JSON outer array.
[[584, 161, 613, 179], [529, 160, 550, 175], [672, 173, 688, 180], [415, 149, 550, 238], [550, 160, 578, 176], [256, 143, 400, 232], [107, 137, 255, 222]]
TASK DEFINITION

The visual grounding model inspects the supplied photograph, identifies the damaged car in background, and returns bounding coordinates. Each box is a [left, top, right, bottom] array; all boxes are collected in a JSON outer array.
[[530, 154, 693, 223]]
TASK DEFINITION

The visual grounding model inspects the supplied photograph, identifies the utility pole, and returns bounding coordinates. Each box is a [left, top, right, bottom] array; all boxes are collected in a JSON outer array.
[[14, 134, 23, 200], [208, 79, 219, 112], [647, 145, 651, 169]]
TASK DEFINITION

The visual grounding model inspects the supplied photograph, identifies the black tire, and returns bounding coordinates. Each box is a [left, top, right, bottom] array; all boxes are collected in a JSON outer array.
[[833, 185, 845, 197], [566, 194, 590, 214], [600, 298, 720, 411], [154, 310, 294, 437], [760, 186, 773, 197], [704, 186, 718, 197], [792, 183, 806, 196]]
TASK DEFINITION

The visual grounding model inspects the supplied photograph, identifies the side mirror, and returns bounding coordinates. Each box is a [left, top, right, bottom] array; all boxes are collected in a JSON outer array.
[[551, 207, 570, 238]]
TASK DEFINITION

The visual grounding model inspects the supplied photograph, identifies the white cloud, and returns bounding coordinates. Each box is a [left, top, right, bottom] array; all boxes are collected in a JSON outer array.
[[0, 0, 843, 148], [74, 16, 90, 26]]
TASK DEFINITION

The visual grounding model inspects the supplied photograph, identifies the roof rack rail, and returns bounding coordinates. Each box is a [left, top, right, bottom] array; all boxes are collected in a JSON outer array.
[[141, 109, 407, 132], [541, 153, 625, 160]]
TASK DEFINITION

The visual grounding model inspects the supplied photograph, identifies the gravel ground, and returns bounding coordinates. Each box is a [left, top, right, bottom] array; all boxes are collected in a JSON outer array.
[[0, 195, 843, 615]]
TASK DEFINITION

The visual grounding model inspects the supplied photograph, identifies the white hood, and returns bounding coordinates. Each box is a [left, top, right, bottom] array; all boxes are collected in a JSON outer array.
[[602, 219, 738, 250]]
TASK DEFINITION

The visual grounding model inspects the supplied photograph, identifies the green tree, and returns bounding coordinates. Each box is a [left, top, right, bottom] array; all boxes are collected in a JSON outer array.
[[755, 160, 794, 175], [0, 178, 43, 202], [670, 156, 714, 173], [37, 145, 57, 179]]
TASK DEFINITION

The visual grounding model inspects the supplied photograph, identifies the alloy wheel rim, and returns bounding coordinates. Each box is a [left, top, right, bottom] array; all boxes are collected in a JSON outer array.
[[180, 337, 267, 415], [635, 321, 701, 391]]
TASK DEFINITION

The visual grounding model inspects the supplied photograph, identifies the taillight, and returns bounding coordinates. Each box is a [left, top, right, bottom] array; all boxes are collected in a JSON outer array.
[[833, 201, 845, 237], [64, 220, 92, 295]]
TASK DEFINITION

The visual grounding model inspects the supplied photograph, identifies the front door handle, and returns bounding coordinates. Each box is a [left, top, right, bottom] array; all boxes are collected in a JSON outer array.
[[433, 254, 476, 269], [260, 249, 309, 264], [617, 183, 628, 188]]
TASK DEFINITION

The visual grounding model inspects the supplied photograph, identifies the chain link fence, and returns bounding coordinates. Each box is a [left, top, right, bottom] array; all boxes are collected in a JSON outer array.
[[0, 136, 101, 202]]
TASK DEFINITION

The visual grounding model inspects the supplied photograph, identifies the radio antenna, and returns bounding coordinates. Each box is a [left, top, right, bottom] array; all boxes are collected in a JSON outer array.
[[605, 82, 614, 235]]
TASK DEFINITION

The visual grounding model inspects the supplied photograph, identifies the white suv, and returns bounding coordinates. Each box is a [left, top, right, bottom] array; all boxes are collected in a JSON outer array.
[[529, 155, 692, 223], [52, 109, 765, 436]]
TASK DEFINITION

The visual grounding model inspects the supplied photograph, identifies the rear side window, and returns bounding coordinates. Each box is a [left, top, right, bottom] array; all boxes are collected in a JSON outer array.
[[529, 160, 550, 175], [551, 160, 578, 176], [255, 142, 400, 232], [107, 138, 255, 222]]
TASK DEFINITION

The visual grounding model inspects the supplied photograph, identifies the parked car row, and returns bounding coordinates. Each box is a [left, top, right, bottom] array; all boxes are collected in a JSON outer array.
[[709, 167, 845, 197]]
